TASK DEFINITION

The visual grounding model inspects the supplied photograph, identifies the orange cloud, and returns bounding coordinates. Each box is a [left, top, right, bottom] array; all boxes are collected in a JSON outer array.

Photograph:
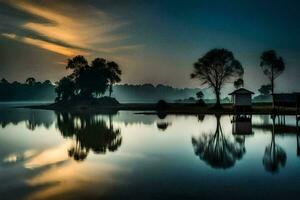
[[3, 0, 139, 56], [22, 37, 86, 57], [2, 32, 85, 56]]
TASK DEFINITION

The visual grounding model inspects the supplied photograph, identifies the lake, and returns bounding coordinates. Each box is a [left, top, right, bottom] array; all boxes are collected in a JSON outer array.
[[0, 104, 300, 200]]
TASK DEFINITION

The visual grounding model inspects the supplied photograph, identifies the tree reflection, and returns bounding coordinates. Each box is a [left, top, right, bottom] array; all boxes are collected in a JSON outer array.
[[68, 142, 89, 162], [192, 115, 245, 169], [56, 112, 122, 161], [156, 122, 171, 131], [263, 116, 286, 173], [0, 109, 55, 129], [297, 133, 300, 157]]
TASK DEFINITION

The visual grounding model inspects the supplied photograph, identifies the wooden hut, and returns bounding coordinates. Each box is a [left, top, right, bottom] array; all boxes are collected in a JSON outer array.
[[229, 88, 254, 111]]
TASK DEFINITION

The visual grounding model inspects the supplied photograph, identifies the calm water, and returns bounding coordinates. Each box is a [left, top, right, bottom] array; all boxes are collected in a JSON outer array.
[[1, 104, 300, 200]]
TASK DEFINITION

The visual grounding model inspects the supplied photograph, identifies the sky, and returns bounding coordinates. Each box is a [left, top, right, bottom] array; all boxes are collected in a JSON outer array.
[[0, 0, 300, 94]]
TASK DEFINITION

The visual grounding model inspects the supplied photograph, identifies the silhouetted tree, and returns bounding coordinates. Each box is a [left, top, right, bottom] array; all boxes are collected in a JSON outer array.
[[258, 84, 272, 96], [43, 80, 52, 85], [56, 55, 121, 100], [66, 55, 89, 78], [0, 78, 9, 84], [55, 77, 75, 102], [192, 115, 245, 169], [260, 50, 285, 94], [191, 49, 244, 107], [107, 61, 122, 97], [26, 77, 36, 86], [196, 91, 204, 100], [196, 91, 206, 106], [263, 117, 287, 173], [83, 58, 109, 97], [234, 78, 244, 89]]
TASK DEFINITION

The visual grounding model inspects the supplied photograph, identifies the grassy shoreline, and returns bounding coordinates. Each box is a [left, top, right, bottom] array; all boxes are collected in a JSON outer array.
[[21, 102, 299, 115]]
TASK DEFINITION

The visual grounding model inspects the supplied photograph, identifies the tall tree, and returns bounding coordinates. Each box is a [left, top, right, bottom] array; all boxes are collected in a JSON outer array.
[[191, 49, 244, 107], [107, 61, 122, 97], [260, 50, 285, 94]]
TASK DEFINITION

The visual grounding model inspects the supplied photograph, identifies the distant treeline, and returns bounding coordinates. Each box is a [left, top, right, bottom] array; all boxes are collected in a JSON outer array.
[[0, 78, 55, 101], [0, 78, 203, 103], [109, 84, 203, 103]]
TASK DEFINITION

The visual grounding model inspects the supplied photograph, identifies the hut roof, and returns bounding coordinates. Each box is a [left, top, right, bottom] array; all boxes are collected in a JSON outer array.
[[229, 88, 254, 95]]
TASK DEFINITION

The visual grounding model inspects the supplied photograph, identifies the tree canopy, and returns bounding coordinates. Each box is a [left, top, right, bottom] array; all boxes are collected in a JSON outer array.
[[258, 84, 272, 96], [26, 77, 36, 86], [55, 55, 122, 102], [196, 91, 204, 99], [234, 78, 244, 89], [55, 77, 76, 102], [260, 50, 285, 94], [191, 48, 244, 106]]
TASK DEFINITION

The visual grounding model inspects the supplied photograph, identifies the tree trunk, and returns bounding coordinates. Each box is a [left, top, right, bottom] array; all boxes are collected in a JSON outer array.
[[271, 66, 274, 94], [109, 84, 112, 97], [271, 78, 274, 95], [109, 114, 112, 131], [215, 88, 221, 108], [215, 114, 221, 133]]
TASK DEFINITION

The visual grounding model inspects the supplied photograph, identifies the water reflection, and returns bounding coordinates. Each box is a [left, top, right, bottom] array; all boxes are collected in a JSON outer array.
[[0, 108, 55, 129], [192, 115, 246, 169], [232, 115, 253, 135], [1, 107, 300, 199], [263, 116, 287, 173], [298, 133, 300, 156], [156, 122, 171, 131], [56, 112, 122, 161]]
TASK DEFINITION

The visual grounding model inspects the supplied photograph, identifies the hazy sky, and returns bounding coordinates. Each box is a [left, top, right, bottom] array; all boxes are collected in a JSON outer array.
[[1, 0, 300, 93]]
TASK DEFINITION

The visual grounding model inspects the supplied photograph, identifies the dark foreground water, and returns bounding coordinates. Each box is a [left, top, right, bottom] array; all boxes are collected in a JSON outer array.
[[0, 104, 300, 200]]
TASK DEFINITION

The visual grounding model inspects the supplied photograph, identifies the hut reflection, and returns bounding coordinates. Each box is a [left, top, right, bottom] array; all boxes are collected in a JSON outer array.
[[232, 115, 253, 135], [231, 114, 253, 156]]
